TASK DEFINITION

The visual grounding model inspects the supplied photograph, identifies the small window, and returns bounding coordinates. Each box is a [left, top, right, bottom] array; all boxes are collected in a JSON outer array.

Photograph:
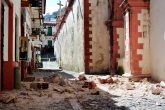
[[47, 27, 52, 36], [48, 40, 52, 47]]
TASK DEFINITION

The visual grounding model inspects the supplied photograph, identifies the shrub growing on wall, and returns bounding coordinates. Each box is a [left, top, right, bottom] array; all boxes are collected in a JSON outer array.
[[117, 66, 124, 75]]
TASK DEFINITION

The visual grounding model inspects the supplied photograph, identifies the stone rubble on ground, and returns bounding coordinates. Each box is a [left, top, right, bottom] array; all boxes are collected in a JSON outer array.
[[151, 86, 162, 95], [30, 82, 49, 90], [160, 81, 165, 88], [78, 74, 87, 81], [126, 82, 135, 90], [0, 72, 165, 110], [23, 77, 35, 82], [98, 75, 114, 84], [0, 95, 17, 104]]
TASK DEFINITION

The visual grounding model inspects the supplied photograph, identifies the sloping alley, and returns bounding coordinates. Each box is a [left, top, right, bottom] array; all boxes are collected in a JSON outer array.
[[1, 0, 165, 110]]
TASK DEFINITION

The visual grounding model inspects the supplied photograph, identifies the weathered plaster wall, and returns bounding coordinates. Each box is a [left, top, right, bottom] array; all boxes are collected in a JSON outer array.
[[3, 2, 8, 61], [42, 36, 54, 47], [88, 0, 110, 74], [117, 28, 125, 69], [117, 28, 124, 59], [121, 1, 150, 77], [13, 0, 21, 61], [54, 0, 84, 72], [24, 8, 33, 61], [137, 9, 151, 75], [150, 0, 165, 81], [122, 12, 131, 75]]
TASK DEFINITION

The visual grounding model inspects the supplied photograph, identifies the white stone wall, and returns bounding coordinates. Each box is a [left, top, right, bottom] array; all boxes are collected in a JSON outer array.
[[123, 12, 131, 75], [42, 36, 54, 47], [13, 0, 21, 61], [150, 0, 165, 81], [54, 0, 84, 72], [89, 0, 110, 73], [25, 8, 32, 61], [137, 9, 151, 75], [2, 0, 21, 62], [117, 28, 124, 66], [3, 2, 8, 61]]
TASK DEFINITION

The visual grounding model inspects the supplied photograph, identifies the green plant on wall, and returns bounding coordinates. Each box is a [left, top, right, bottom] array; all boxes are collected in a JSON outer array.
[[117, 66, 124, 75]]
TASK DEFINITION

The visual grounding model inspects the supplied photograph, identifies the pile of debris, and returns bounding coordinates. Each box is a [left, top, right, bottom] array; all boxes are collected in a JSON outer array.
[[0, 72, 165, 109], [0, 94, 17, 104]]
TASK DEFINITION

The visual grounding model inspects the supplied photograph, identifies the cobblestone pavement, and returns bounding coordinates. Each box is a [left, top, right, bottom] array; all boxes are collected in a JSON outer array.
[[112, 90, 165, 110], [0, 71, 165, 110]]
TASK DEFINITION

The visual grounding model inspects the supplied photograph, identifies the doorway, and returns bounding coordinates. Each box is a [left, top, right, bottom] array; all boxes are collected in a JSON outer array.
[[15, 15, 18, 61]]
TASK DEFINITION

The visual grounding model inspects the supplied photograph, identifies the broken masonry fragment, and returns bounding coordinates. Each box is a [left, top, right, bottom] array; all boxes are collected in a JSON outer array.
[[78, 74, 87, 81]]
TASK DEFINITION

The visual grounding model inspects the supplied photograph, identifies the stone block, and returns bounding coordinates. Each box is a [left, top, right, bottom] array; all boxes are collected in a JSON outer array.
[[30, 82, 49, 90], [23, 77, 35, 82], [30, 83, 38, 90], [78, 74, 87, 81], [42, 83, 49, 89], [37, 83, 42, 89]]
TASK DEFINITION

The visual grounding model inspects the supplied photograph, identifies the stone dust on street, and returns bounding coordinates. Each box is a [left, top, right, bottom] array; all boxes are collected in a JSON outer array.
[[0, 71, 165, 110]]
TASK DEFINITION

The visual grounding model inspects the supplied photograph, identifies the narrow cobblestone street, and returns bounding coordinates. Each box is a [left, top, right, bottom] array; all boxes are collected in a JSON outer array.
[[1, 0, 165, 110], [0, 70, 165, 110]]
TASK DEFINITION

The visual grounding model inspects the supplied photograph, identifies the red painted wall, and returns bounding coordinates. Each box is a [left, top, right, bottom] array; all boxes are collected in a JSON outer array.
[[111, 0, 124, 72], [84, 0, 92, 74], [2, 0, 14, 90]]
